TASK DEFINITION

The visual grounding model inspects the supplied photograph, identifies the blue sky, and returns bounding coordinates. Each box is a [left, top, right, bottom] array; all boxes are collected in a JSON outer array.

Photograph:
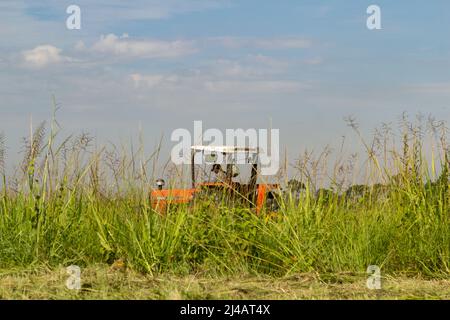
[[1, 0, 450, 173]]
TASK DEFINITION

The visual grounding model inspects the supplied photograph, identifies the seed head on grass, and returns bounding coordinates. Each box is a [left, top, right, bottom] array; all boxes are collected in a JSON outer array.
[[21, 121, 46, 192], [0, 132, 6, 177]]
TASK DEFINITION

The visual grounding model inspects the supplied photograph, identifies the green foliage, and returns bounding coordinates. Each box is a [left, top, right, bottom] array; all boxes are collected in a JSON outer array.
[[0, 114, 448, 278]]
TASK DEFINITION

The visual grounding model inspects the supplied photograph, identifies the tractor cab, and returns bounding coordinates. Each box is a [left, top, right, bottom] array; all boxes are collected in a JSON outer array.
[[190, 145, 259, 200], [151, 145, 280, 214]]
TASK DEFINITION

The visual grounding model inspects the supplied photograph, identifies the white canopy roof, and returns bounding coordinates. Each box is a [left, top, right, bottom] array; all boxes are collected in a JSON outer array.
[[191, 145, 260, 154]]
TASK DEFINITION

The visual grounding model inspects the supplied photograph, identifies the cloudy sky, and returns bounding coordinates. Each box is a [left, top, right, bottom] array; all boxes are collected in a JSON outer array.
[[1, 0, 450, 172]]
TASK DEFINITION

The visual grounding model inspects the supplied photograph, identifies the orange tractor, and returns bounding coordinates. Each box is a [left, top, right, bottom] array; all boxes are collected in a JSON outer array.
[[150, 146, 280, 215]]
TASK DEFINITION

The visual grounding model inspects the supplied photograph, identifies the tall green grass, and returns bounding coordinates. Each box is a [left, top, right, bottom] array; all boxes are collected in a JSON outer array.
[[0, 112, 448, 278]]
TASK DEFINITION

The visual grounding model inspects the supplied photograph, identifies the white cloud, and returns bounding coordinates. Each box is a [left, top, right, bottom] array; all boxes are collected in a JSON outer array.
[[74, 40, 86, 51], [251, 54, 285, 65], [204, 80, 309, 94], [304, 57, 323, 65], [207, 59, 270, 78], [211, 36, 312, 50], [130, 73, 179, 88], [253, 38, 312, 49], [129, 51, 309, 96], [90, 33, 196, 59], [128, 70, 309, 110], [207, 56, 288, 78], [21, 45, 71, 68]]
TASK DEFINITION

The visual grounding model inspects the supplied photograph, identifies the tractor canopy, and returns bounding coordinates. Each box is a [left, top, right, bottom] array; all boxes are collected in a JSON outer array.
[[190, 145, 260, 188]]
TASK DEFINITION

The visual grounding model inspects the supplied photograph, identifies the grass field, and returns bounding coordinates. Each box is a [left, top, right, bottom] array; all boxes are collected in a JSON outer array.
[[0, 113, 448, 299], [1, 266, 449, 299]]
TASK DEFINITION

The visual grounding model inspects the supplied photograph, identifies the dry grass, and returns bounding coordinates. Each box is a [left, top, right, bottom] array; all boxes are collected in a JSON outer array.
[[0, 265, 448, 300]]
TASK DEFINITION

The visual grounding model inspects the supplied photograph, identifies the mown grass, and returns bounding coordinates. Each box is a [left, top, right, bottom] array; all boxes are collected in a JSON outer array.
[[0, 110, 449, 296], [1, 265, 449, 299]]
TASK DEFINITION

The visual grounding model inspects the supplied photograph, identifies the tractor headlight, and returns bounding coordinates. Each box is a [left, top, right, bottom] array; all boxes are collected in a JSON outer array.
[[156, 179, 165, 190]]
